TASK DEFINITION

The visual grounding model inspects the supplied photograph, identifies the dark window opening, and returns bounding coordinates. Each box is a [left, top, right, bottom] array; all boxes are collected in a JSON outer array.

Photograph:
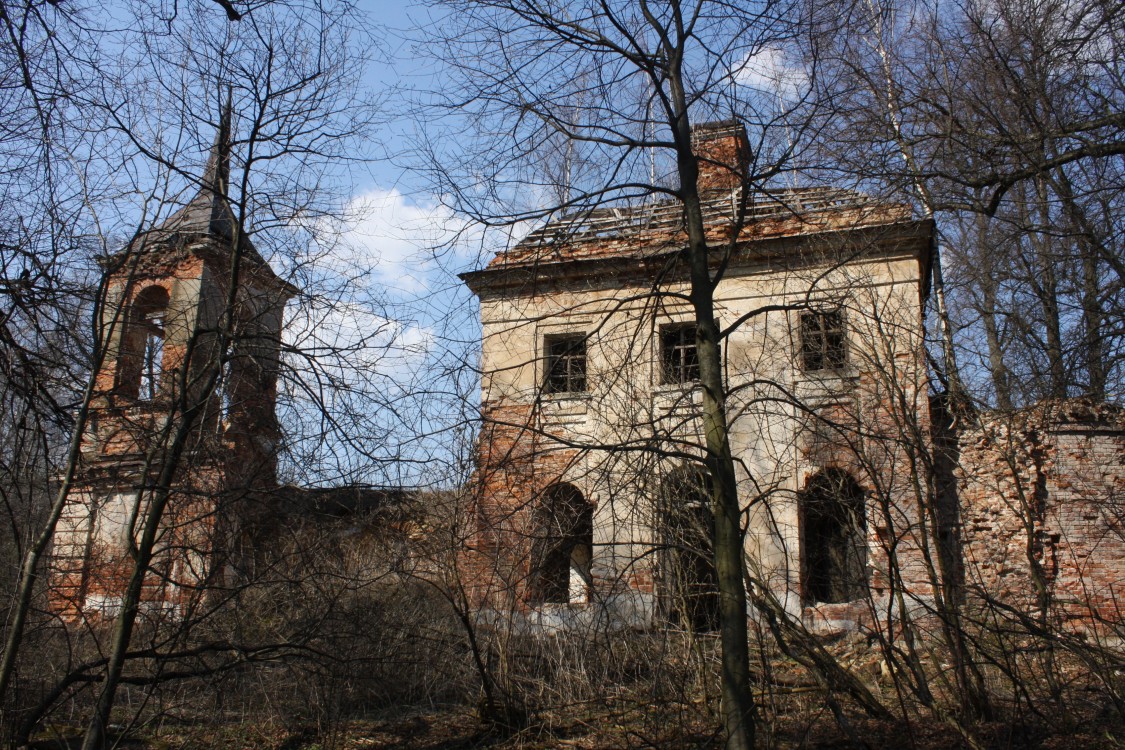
[[800, 469, 867, 604], [800, 310, 846, 372], [117, 286, 169, 400], [661, 324, 700, 384], [544, 334, 587, 394], [529, 483, 593, 605], [660, 468, 719, 632]]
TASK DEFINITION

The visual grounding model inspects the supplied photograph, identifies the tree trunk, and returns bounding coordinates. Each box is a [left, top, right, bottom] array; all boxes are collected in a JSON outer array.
[[669, 91, 755, 750], [0, 271, 119, 715], [972, 215, 1012, 409], [83, 193, 248, 750]]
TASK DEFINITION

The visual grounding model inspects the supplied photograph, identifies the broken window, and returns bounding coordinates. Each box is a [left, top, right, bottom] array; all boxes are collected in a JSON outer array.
[[528, 483, 593, 605], [800, 469, 867, 604], [118, 285, 169, 400], [800, 310, 846, 372], [661, 324, 700, 385], [660, 468, 719, 631], [544, 334, 587, 394]]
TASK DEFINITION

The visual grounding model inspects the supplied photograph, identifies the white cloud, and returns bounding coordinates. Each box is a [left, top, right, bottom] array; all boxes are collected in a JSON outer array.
[[278, 187, 463, 389], [272, 185, 487, 483], [732, 45, 810, 102], [329, 187, 474, 294]]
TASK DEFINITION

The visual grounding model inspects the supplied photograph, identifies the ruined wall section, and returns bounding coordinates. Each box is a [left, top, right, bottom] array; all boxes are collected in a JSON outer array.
[[50, 235, 290, 622], [462, 400, 583, 610], [958, 401, 1125, 630]]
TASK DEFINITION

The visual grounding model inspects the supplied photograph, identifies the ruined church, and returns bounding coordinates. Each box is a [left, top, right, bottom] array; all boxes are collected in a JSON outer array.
[[47, 115, 1124, 636]]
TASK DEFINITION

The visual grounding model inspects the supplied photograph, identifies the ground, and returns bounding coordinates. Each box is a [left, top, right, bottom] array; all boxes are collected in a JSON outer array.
[[25, 630, 1125, 749], [29, 693, 1125, 749]]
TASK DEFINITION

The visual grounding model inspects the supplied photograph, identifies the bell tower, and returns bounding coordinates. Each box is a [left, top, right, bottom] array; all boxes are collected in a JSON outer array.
[[50, 101, 297, 620]]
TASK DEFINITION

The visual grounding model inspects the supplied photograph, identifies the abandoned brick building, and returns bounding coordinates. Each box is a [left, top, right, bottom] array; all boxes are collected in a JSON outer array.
[[46, 112, 1123, 635], [461, 120, 1125, 632], [48, 109, 296, 620]]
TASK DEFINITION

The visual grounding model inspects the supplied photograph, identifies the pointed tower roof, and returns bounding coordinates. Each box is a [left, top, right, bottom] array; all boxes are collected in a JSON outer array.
[[202, 88, 233, 196], [119, 93, 292, 293], [160, 91, 250, 242]]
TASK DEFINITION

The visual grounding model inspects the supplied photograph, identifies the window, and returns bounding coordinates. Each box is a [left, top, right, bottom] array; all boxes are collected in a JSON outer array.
[[800, 469, 867, 604], [800, 310, 846, 372], [544, 334, 587, 394], [117, 285, 169, 400], [661, 324, 699, 384], [528, 483, 593, 605]]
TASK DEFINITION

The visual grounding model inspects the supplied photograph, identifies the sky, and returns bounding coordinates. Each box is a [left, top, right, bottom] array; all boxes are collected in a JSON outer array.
[[274, 1, 487, 486], [335, 1, 812, 296], [325, 1, 484, 300]]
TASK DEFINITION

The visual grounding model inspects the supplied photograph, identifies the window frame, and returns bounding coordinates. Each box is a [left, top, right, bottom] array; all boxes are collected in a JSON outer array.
[[138, 309, 165, 401], [799, 309, 847, 373], [543, 332, 588, 395], [660, 323, 700, 385], [117, 285, 170, 400]]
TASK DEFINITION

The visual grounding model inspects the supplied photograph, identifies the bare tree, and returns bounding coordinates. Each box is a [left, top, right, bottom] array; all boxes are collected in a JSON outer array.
[[411, 1, 839, 744], [0, 0, 379, 745], [807, 0, 1125, 406]]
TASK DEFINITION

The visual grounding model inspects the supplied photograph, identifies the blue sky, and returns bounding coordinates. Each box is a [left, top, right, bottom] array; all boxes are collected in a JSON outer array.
[[273, 1, 487, 486]]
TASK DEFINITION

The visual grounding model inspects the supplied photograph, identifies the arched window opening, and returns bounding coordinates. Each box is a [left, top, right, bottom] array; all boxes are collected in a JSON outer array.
[[118, 286, 169, 400], [660, 468, 719, 632], [800, 469, 867, 604], [529, 483, 593, 606]]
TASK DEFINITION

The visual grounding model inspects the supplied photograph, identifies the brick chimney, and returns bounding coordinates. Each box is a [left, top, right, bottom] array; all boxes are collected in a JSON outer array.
[[691, 120, 750, 191]]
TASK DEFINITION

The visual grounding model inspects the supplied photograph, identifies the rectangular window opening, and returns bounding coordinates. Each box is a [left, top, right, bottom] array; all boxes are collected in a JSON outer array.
[[800, 310, 846, 372], [661, 324, 700, 385], [544, 334, 587, 394]]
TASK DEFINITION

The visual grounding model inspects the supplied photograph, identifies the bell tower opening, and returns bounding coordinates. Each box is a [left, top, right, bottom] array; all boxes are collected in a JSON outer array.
[[117, 285, 170, 401]]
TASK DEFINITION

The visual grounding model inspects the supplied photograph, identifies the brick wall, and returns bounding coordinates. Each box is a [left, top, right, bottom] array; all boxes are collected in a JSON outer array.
[[958, 400, 1125, 629], [462, 400, 586, 609]]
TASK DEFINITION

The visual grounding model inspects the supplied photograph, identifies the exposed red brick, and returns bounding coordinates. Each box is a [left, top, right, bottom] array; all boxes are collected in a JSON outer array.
[[957, 400, 1125, 631]]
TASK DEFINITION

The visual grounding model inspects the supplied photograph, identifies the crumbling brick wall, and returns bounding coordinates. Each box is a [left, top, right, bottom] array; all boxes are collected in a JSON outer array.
[[958, 400, 1125, 629], [461, 401, 587, 610]]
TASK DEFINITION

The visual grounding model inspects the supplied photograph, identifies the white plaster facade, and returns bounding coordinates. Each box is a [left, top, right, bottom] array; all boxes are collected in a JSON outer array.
[[462, 125, 935, 630]]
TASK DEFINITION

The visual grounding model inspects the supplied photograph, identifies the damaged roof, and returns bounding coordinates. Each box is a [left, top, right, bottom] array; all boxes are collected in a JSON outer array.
[[484, 186, 915, 270], [105, 100, 289, 290]]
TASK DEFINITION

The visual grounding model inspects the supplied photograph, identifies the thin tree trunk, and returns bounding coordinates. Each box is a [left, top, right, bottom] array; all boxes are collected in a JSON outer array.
[[668, 85, 755, 750], [83, 166, 248, 749], [972, 215, 1012, 409], [980, 279, 1011, 410], [0, 384, 96, 709], [1081, 242, 1106, 400], [1050, 168, 1107, 400], [860, 0, 966, 413], [1032, 179, 1066, 398], [80, 429, 190, 750]]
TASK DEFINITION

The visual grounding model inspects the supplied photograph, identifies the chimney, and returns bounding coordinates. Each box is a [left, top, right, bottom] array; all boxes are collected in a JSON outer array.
[[691, 120, 750, 191]]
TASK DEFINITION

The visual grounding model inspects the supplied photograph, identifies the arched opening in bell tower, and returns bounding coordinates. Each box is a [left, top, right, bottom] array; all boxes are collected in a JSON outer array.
[[118, 285, 169, 401]]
